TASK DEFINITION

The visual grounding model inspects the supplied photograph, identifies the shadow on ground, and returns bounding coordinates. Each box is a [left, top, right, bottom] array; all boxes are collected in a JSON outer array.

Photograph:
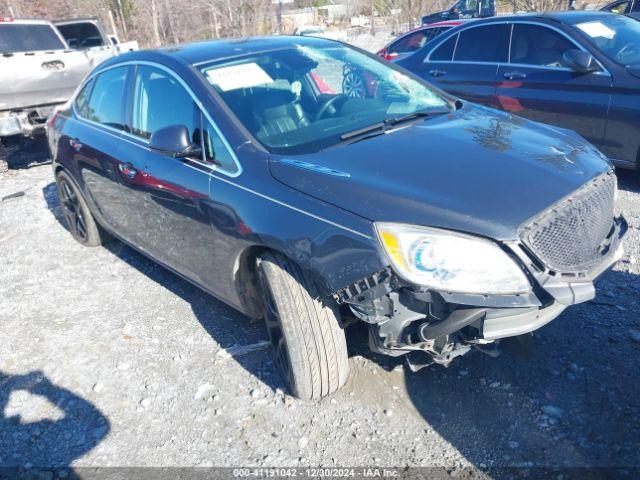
[[3, 136, 51, 171], [344, 269, 640, 472], [0, 371, 109, 479], [42, 182, 286, 397], [401, 269, 640, 471], [42, 181, 640, 474], [617, 169, 640, 193]]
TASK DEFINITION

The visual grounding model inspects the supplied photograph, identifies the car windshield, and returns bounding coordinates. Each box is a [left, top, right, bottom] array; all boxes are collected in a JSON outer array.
[[199, 43, 451, 154], [571, 15, 640, 66]]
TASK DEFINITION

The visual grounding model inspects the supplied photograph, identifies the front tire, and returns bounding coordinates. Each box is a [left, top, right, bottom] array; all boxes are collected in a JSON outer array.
[[257, 252, 349, 400], [55, 170, 106, 247]]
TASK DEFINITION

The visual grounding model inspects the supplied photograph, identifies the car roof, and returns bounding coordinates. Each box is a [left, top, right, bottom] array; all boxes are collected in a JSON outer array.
[[0, 18, 55, 25], [401, 18, 474, 35], [467, 10, 620, 26], [158, 35, 340, 66], [426, 18, 477, 27], [53, 18, 101, 25], [387, 18, 474, 43]]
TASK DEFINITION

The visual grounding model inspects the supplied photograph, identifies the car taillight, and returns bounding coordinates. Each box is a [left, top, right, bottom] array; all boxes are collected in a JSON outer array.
[[0, 17, 14, 22], [47, 111, 60, 128], [382, 52, 398, 61]]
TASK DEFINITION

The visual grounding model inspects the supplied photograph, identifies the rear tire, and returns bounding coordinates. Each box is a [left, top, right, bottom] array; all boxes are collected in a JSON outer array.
[[55, 170, 107, 247], [257, 251, 349, 400]]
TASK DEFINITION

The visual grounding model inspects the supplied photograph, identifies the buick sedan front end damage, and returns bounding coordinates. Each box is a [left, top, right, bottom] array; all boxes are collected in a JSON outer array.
[[335, 171, 626, 369]]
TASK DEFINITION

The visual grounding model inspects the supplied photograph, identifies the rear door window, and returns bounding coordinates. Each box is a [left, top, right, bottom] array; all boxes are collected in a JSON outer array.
[[453, 24, 509, 62], [0, 24, 66, 53], [510, 23, 576, 68], [85, 66, 128, 129]]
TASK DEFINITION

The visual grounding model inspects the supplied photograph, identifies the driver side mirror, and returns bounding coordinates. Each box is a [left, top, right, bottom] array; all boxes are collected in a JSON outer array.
[[562, 49, 598, 74], [149, 124, 202, 159]]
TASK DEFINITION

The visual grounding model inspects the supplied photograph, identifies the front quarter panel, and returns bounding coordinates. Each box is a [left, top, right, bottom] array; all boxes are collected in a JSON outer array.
[[204, 144, 386, 314]]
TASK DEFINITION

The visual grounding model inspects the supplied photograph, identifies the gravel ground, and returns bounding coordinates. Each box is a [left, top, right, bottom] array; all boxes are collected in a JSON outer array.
[[0, 140, 639, 476]]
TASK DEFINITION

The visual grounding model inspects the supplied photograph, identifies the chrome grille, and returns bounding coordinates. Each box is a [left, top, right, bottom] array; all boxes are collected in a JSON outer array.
[[520, 171, 616, 273]]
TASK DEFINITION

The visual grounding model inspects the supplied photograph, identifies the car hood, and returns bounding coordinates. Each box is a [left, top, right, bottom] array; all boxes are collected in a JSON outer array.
[[269, 104, 611, 241]]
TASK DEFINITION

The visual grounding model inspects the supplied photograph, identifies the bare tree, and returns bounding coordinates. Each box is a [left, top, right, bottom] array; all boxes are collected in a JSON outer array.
[[0, 0, 585, 51]]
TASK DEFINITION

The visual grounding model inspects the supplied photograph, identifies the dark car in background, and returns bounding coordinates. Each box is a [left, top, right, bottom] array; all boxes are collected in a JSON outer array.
[[421, 0, 494, 25], [377, 19, 474, 61], [47, 36, 625, 399], [399, 12, 640, 170]]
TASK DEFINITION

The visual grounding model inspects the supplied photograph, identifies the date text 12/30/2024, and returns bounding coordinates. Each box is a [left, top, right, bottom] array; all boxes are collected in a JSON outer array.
[[232, 468, 399, 478]]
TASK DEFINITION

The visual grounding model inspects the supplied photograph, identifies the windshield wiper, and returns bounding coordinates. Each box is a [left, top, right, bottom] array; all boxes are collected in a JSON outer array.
[[337, 109, 451, 147], [384, 109, 450, 127], [339, 121, 386, 141]]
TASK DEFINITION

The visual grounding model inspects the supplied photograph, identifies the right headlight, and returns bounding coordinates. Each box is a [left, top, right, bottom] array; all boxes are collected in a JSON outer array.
[[375, 223, 531, 295]]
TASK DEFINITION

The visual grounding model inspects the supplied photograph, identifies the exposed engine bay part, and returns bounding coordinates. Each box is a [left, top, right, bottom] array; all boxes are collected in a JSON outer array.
[[332, 267, 392, 305], [362, 287, 488, 365], [419, 308, 488, 340]]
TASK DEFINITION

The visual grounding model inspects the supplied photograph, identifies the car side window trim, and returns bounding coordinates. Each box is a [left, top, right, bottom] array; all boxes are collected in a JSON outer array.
[[72, 60, 243, 179], [424, 20, 611, 76], [507, 23, 514, 63], [451, 33, 461, 61]]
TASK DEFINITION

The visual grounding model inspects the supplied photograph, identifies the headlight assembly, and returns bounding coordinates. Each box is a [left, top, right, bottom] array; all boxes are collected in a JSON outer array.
[[375, 223, 531, 295]]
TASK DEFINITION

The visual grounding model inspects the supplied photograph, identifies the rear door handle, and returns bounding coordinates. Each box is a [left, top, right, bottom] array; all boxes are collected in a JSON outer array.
[[118, 162, 137, 179], [503, 71, 527, 80], [429, 69, 446, 77], [69, 138, 82, 151]]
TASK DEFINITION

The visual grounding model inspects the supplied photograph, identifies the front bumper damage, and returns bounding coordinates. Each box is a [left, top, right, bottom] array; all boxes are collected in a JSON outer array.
[[335, 215, 627, 370]]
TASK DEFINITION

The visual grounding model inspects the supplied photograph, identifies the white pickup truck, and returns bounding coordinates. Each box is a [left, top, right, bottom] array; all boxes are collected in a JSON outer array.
[[53, 18, 120, 64], [0, 17, 118, 171]]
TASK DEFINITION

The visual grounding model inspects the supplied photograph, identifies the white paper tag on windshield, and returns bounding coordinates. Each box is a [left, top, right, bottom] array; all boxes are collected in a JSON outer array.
[[205, 63, 273, 91], [577, 21, 615, 40]]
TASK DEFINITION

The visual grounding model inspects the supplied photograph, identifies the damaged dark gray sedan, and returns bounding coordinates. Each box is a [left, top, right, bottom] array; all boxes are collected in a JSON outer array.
[[47, 36, 627, 399]]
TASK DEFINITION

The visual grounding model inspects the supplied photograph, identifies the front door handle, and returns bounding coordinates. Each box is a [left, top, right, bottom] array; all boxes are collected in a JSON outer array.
[[503, 71, 527, 80], [429, 69, 446, 77], [118, 162, 137, 179]]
